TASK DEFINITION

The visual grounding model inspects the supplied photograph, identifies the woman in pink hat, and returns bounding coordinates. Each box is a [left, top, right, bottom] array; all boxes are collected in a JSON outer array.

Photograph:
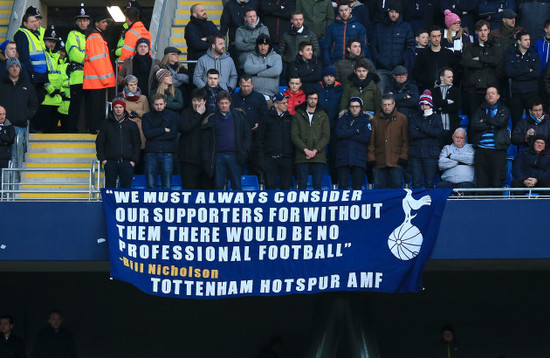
[[442, 9, 472, 57]]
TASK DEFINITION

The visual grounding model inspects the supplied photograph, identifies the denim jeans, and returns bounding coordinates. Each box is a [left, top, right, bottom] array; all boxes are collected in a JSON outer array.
[[215, 152, 242, 190], [410, 157, 439, 189], [145, 153, 173, 189], [11, 125, 26, 170], [373, 167, 403, 189], [296, 163, 325, 190]]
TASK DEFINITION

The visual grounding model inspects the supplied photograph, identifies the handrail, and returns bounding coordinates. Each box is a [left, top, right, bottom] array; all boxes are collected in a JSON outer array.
[[154, 0, 168, 54]]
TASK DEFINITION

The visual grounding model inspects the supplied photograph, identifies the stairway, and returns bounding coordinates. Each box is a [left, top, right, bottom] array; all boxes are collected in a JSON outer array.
[[0, 0, 13, 43], [170, 0, 223, 58], [17, 133, 100, 200]]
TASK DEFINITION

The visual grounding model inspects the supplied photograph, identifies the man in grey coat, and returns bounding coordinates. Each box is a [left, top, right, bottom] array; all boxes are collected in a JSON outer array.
[[244, 34, 283, 98], [235, 8, 270, 69], [193, 35, 238, 92]]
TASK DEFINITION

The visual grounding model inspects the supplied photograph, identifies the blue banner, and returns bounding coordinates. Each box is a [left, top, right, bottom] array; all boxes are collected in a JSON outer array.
[[102, 188, 451, 299]]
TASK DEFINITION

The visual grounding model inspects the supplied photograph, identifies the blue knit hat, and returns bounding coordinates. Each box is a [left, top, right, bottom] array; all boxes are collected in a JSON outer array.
[[323, 66, 336, 77]]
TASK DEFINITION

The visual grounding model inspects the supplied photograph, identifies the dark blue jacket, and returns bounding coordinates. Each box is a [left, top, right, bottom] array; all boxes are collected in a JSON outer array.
[[384, 78, 420, 118], [408, 111, 444, 158], [505, 46, 541, 94], [184, 16, 221, 61], [315, 80, 344, 126], [142, 108, 178, 153], [371, 15, 415, 71], [231, 89, 268, 128], [512, 145, 550, 185], [518, 0, 550, 41], [335, 111, 371, 169], [323, 15, 368, 65], [478, 0, 516, 29]]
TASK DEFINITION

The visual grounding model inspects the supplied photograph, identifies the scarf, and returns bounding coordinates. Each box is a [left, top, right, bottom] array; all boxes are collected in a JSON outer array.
[[123, 86, 142, 102], [438, 84, 452, 130]]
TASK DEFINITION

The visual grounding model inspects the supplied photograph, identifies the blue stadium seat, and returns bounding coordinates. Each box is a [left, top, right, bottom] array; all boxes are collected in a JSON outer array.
[[306, 174, 332, 190], [241, 175, 259, 191], [131, 175, 182, 190]]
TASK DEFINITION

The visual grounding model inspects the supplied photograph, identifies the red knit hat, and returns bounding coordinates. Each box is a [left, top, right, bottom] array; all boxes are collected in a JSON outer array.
[[112, 96, 126, 109]]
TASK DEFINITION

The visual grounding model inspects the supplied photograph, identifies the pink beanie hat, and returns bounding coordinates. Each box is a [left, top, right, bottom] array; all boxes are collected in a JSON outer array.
[[444, 9, 461, 28]]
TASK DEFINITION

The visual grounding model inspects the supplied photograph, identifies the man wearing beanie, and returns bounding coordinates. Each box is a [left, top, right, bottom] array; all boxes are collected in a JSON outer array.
[[368, 93, 408, 189], [119, 6, 152, 63], [370, 1, 415, 91], [244, 33, 282, 97], [512, 134, 550, 188], [96, 96, 141, 188], [117, 37, 153, 97], [407, 89, 444, 188]]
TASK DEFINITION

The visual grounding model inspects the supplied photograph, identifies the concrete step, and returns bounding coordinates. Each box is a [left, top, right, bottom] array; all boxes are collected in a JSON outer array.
[[29, 133, 97, 142], [28, 142, 96, 154], [26, 153, 97, 163], [25, 162, 94, 169], [17, 192, 94, 200], [20, 174, 91, 184]]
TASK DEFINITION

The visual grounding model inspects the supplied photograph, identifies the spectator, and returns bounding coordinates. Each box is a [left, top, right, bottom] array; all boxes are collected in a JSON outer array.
[[193, 35, 238, 92], [438, 127, 476, 189], [431, 324, 464, 358], [121, 75, 150, 159], [323, 1, 368, 66], [33, 310, 77, 358], [296, 0, 334, 39], [384, 65, 420, 118], [201, 90, 251, 190], [518, 0, 550, 42], [83, 11, 116, 134], [370, 0, 404, 25], [150, 47, 190, 96], [490, 9, 523, 51], [511, 98, 550, 147], [231, 75, 268, 177], [367, 93, 408, 189], [315, 66, 343, 182], [441, 0, 479, 31], [220, 0, 260, 57], [96, 96, 141, 188], [291, 90, 330, 189], [288, 41, 323, 92], [405, 1, 434, 34], [142, 93, 178, 189], [284, 75, 305, 115], [370, 1, 415, 91], [432, 67, 462, 145], [478, 0, 516, 30], [154, 69, 184, 112], [203, 68, 224, 114], [512, 134, 550, 188], [243, 34, 283, 97], [505, 30, 541, 128], [257, 92, 294, 189], [13, 6, 48, 102], [0, 106, 15, 184], [118, 38, 154, 97], [413, 26, 458, 91], [279, 11, 320, 66], [335, 97, 371, 189], [442, 9, 471, 57], [469, 86, 511, 188], [462, 20, 502, 119], [0, 315, 25, 358], [65, 5, 90, 133], [0, 57, 38, 171], [339, 59, 381, 117], [346, 0, 371, 31], [119, 6, 152, 63], [235, 8, 270, 69], [260, 0, 296, 46], [185, 4, 220, 67], [408, 90, 444, 188], [334, 38, 376, 86], [535, 19, 550, 73], [0, 41, 21, 79], [178, 88, 210, 189], [415, 29, 429, 55]]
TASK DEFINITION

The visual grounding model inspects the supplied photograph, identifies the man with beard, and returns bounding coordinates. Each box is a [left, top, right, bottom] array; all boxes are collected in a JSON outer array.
[[243, 33, 282, 97], [193, 35, 238, 92], [339, 59, 381, 117]]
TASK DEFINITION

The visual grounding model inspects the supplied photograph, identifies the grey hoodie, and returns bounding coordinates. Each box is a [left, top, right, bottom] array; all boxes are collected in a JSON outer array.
[[193, 48, 238, 91], [244, 47, 282, 97]]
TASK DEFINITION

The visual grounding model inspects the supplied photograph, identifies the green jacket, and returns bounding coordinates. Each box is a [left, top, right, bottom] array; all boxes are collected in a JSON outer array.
[[291, 103, 330, 164], [339, 73, 381, 114], [296, 0, 334, 38]]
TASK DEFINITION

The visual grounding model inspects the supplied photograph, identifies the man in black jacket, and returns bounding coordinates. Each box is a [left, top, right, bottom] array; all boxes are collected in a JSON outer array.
[[431, 67, 462, 145], [178, 88, 209, 189], [0, 57, 38, 171], [96, 97, 141, 188], [0, 315, 26, 358], [469, 87, 511, 188], [185, 4, 220, 74], [201, 90, 251, 190], [33, 310, 77, 358], [0, 106, 15, 184], [143, 93, 178, 189], [258, 92, 294, 189]]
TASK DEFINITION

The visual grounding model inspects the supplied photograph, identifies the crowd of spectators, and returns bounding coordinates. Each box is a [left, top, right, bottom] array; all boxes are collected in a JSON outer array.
[[4, 0, 550, 191]]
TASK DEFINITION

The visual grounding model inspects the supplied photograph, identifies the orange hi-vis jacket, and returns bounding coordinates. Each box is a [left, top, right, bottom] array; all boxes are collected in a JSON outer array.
[[119, 21, 152, 63], [83, 29, 116, 90]]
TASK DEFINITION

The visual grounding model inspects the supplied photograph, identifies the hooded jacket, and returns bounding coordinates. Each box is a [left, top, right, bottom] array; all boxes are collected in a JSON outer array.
[[96, 110, 141, 163], [291, 102, 330, 164], [193, 48, 238, 91], [323, 15, 368, 65], [235, 18, 270, 67], [243, 46, 283, 97]]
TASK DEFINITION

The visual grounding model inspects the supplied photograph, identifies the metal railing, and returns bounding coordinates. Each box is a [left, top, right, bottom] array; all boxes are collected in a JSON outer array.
[[449, 187, 550, 199]]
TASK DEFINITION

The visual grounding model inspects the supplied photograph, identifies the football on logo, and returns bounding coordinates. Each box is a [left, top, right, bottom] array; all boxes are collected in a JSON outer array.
[[388, 222, 423, 260]]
